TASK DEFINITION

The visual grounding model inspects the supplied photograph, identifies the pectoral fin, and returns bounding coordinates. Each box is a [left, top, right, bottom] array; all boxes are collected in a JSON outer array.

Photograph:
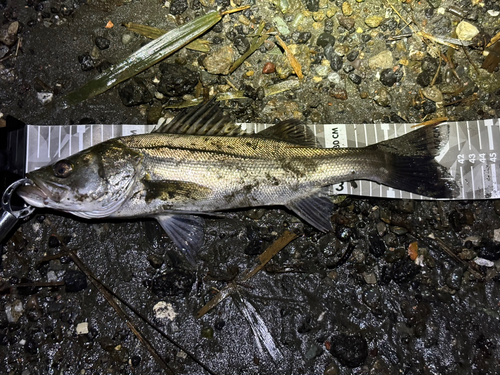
[[156, 214, 205, 265], [287, 194, 334, 232]]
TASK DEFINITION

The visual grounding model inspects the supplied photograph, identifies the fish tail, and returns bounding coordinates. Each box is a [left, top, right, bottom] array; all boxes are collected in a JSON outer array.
[[373, 125, 458, 198]]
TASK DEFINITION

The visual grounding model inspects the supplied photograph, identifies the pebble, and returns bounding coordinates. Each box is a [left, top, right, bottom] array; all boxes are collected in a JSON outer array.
[[324, 362, 339, 375], [130, 355, 141, 367], [422, 100, 437, 115], [64, 270, 88, 292], [169, 0, 188, 15], [477, 242, 500, 260], [201, 326, 214, 339], [346, 50, 359, 62], [151, 269, 195, 297], [202, 46, 236, 75], [493, 228, 500, 243], [304, 0, 320, 12], [329, 333, 368, 368], [305, 343, 323, 359], [342, 2, 353, 16], [380, 68, 397, 87], [362, 272, 377, 284], [368, 50, 393, 70], [0, 44, 9, 59], [292, 31, 312, 44], [456, 20, 479, 41], [0, 21, 18, 47], [422, 86, 443, 103], [147, 254, 164, 269], [368, 232, 386, 257], [37, 92, 53, 105], [153, 301, 177, 321], [5, 300, 24, 323], [95, 36, 110, 50], [317, 32, 335, 47], [348, 72, 362, 85], [365, 15, 384, 28], [315, 65, 330, 77], [78, 53, 94, 71], [337, 15, 355, 30], [76, 322, 89, 335], [445, 267, 464, 290], [118, 78, 152, 106], [329, 87, 348, 100], [374, 87, 391, 107], [233, 35, 250, 55], [121, 32, 134, 45], [362, 287, 381, 309], [158, 63, 198, 96]]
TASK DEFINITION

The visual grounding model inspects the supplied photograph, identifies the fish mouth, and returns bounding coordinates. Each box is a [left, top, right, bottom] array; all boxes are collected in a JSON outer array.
[[16, 183, 48, 208]]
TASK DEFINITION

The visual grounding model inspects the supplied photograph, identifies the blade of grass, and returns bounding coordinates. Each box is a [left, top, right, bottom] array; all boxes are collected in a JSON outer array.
[[124, 22, 211, 52], [62, 7, 249, 107]]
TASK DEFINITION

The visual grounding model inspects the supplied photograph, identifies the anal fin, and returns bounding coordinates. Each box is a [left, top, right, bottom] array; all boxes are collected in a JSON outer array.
[[287, 194, 334, 232], [156, 214, 205, 265]]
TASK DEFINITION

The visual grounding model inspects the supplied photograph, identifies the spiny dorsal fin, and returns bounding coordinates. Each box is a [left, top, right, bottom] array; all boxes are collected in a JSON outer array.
[[153, 98, 245, 136], [257, 120, 320, 148]]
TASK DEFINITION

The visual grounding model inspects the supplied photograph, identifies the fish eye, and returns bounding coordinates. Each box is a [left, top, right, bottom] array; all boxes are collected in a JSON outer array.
[[53, 160, 73, 178]]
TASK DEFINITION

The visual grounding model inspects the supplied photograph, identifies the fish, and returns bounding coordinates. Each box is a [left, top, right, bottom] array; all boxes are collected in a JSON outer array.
[[17, 100, 458, 264]]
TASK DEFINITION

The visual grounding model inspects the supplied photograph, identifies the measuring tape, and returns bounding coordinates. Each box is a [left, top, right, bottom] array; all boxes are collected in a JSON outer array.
[[25, 119, 500, 200]]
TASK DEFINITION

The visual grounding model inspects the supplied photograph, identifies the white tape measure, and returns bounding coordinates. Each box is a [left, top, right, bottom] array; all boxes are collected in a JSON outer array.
[[25, 118, 500, 200]]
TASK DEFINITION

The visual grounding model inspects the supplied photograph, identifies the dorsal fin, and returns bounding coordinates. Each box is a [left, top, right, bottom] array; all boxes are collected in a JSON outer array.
[[257, 120, 320, 148], [153, 98, 245, 136]]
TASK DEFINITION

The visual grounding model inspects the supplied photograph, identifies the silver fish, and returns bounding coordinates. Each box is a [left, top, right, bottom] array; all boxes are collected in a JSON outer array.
[[17, 100, 458, 263]]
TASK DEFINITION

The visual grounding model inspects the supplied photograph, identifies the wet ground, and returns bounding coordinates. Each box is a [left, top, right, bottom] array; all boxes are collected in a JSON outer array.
[[1, 0, 500, 374]]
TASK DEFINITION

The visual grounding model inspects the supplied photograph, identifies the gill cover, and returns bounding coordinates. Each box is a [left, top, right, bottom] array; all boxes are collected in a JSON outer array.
[[19, 139, 143, 218]]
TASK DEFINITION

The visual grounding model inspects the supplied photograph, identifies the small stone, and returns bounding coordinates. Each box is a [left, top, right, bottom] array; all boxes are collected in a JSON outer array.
[[315, 65, 330, 77], [380, 68, 397, 86], [329, 87, 348, 100], [368, 50, 393, 70], [292, 31, 312, 44], [147, 254, 164, 269], [335, 226, 352, 242], [456, 20, 479, 41], [201, 326, 214, 339], [202, 46, 237, 75], [304, 0, 320, 12], [78, 53, 95, 71], [473, 257, 495, 267], [365, 15, 384, 28], [477, 242, 500, 261], [348, 72, 362, 85], [118, 78, 152, 106], [305, 343, 323, 359], [76, 322, 89, 335], [5, 300, 24, 323], [374, 87, 391, 107], [422, 100, 436, 115], [151, 269, 195, 297], [169, 0, 188, 15], [317, 32, 335, 47], [337, 15, 355, 30], [153, 301, 177, 321], [37, 92, 53, 105], [422, 86, 443, 103], [130, 355, 141, 367], [494, 229, 500, 243], [362, 288, 381, 309], [369, 232, 386, 257], [346, 50, 359, 62], [121, 32, 134, 45], [0, 44, 9, 59], [362, 272, 377, 284], [329, 333, 368, 368], [376, 221, 387, 236], [233, 35, 250, 55], [0, 22, 18, 46], [324, 362, 339, 375], [63, 271, 87, 293], [95, 36, 110, 50], [342, 2, 353, 16], [158, 63, 198, 96], [445, 267, 464, 290]]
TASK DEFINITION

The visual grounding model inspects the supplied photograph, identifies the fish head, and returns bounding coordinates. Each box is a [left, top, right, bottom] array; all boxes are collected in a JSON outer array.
[[17, 140, 142, 219]]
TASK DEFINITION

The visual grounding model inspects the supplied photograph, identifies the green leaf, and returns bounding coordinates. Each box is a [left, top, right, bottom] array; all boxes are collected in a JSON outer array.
[[61, 11, 222, 107]]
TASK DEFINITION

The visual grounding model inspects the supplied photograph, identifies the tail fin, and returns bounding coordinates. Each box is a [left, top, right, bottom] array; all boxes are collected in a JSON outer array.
[[374, 125, 458, 198]]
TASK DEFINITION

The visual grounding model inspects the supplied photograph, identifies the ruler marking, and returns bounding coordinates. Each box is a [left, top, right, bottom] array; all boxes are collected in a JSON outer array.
[[90, 126, 93, 147], [25, 125, 30, 172], [58, 127, 61, 158], [69, 126, 72, 155], [456, 122, 460, 150], [36, 125, 40, 158], [467, 121, 471, 151], [471, 165, 475, 199], [481, 164, 485, 198], [486, 120, 495, 150], [47, 126, 51, 159], [460, 166, 465, 198], [354, 125, 358, 147], [477, 121, 482, 150]]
